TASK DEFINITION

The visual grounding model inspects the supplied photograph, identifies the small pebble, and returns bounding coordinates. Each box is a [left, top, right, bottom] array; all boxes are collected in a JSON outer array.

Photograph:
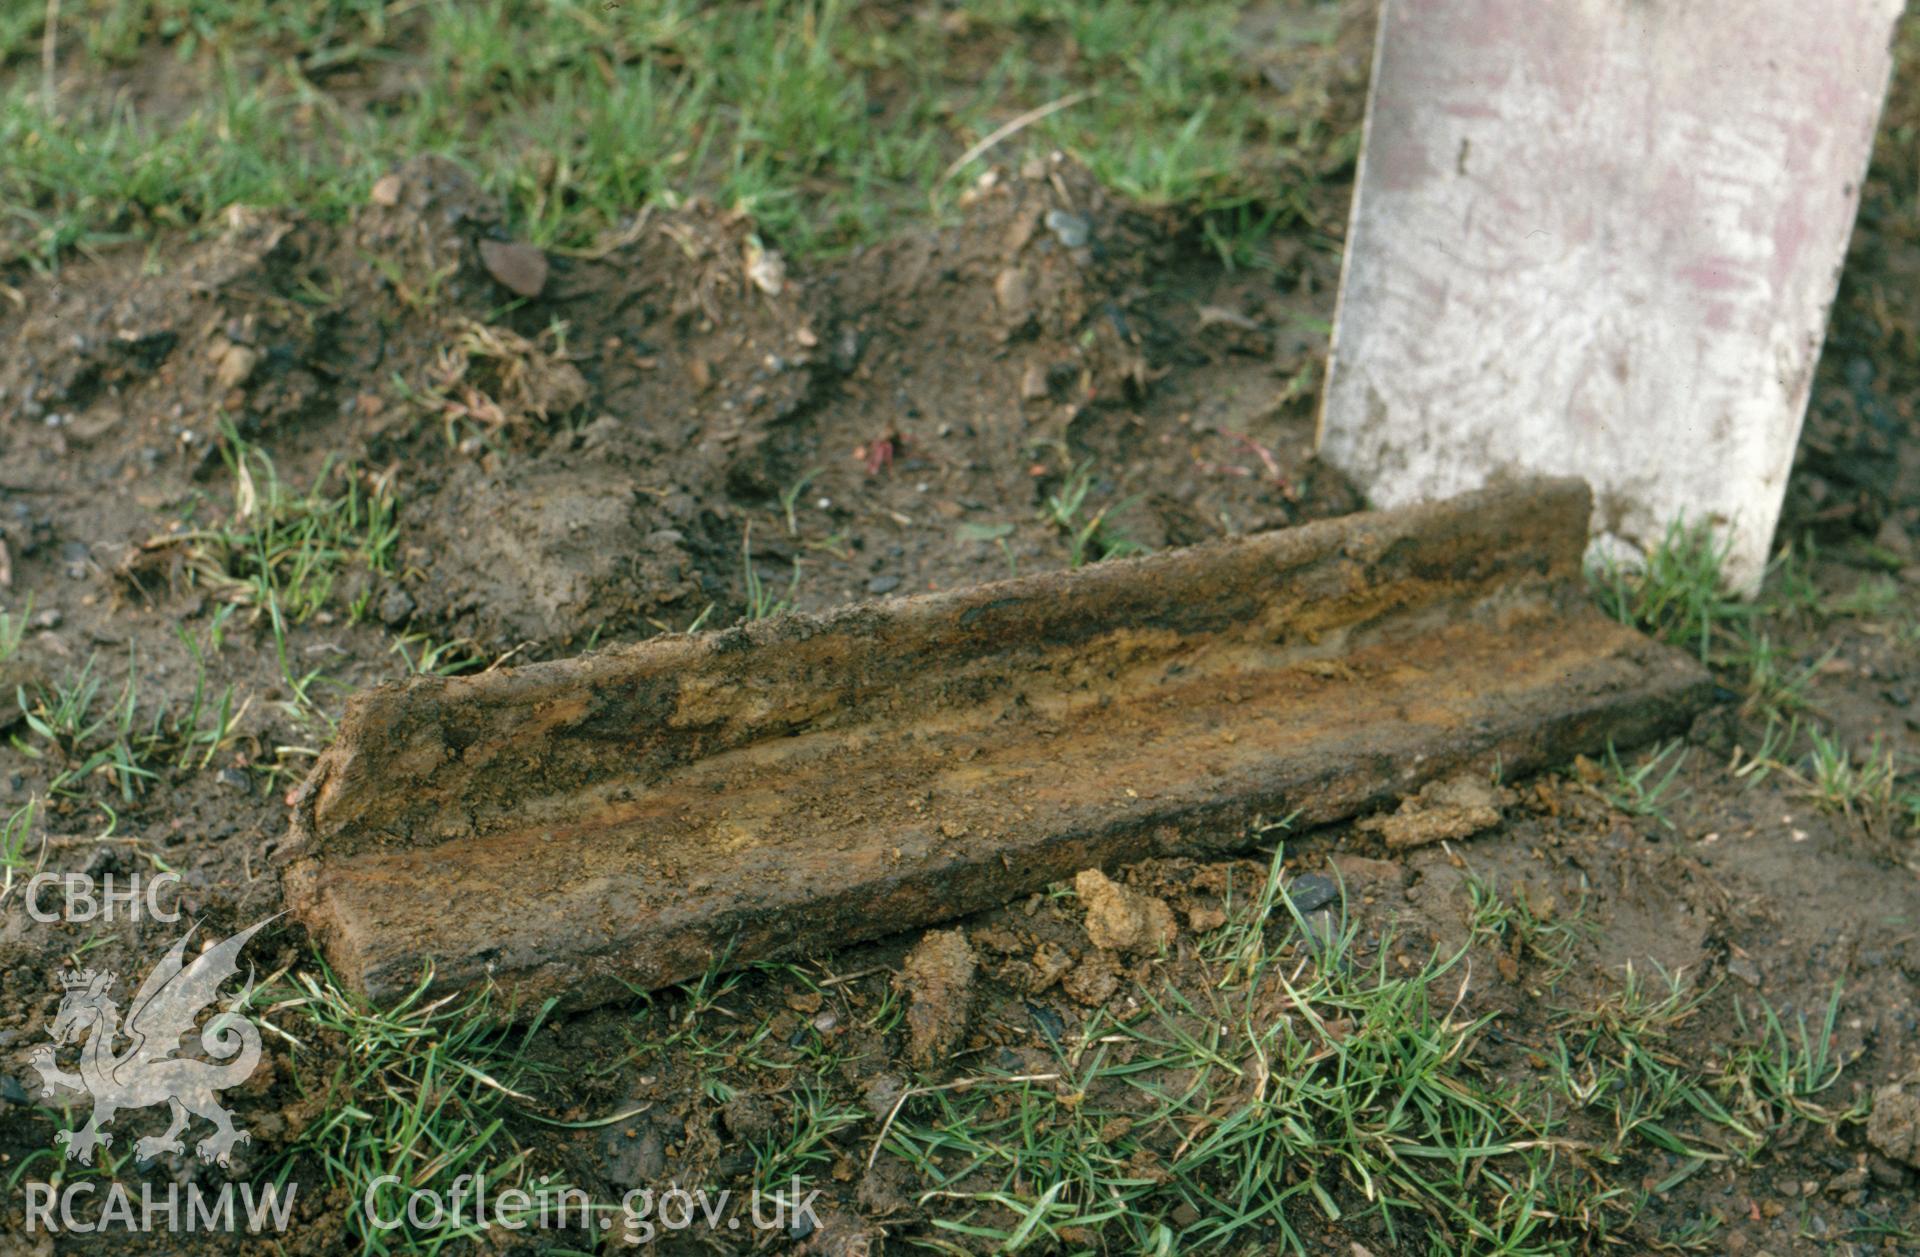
[[478, 238, 549, 299], [993, 267, 1030, 316], [1045, 209, 1091, 249], [1027, 1001, 1065, 1042], [867, 574, 900, 595], [378, 589, 417, 628], [1288, 874, 1339, 914]]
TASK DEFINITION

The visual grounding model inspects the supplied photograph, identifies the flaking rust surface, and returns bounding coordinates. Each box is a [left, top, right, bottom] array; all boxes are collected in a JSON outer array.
[[279, 479, 1713, 1012]]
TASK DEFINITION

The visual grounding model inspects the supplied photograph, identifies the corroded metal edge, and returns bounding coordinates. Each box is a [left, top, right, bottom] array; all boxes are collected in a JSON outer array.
[[281, 479, 1713, 1012]]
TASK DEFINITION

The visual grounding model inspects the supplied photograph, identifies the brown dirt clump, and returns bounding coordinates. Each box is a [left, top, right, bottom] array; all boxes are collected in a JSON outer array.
[[1869, 1076, 1920, 1170], [894, 928, 977, 1068], [1074, 868, 1177, 956], [1355, 772, 1514, 849], [1061, 950, 1123, 1007]]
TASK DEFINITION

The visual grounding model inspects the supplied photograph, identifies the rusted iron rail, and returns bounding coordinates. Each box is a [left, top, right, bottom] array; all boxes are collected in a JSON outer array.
[[281, 479, 1710, 1012]]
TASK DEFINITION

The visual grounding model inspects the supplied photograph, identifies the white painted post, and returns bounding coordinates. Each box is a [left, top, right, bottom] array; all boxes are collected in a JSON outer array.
[[1318, 0, 1903, 593]]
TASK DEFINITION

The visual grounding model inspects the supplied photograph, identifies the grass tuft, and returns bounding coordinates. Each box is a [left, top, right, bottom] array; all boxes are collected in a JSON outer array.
[[1042, 460, 1145, 568], [0, 595, 30, 663], [142, 426, 396, 716], [270, 966, 581, 1254], [166, 425, 400, 626], [12, 653, 158, 804], [1547, 964, 1748, 1167], [1729, 631, 1827, 723], [1465, 874, 1593, 984], [1598, 739, 1689, 831], [1802, 729, 1897, 820], [1721, 984, 1858, 1131], [887, 844, 1628, 1254], [1593, 518, 1750, 663], [740, 523, 801, 622], [0, 798, 39, 904]]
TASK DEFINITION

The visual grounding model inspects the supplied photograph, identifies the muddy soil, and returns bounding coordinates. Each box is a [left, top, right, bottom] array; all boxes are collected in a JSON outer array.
[[0, 15, 1918, 1257]]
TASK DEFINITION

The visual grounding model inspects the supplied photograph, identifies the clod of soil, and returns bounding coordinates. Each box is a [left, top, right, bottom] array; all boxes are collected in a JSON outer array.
[[1075, 868, 1177, 956], [476, 238, 549, 298], [1062, 951, 1123, 1007], [895, 929, 977, 1068], [403, 419, 703, 647], [1869, 1076, 1920, 1170], [1356, 771, 1513, 849]]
